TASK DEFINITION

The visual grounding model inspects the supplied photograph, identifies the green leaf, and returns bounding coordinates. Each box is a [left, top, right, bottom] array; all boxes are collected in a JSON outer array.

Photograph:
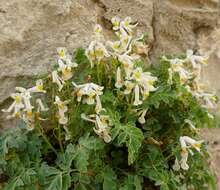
[[102, 166, 117, 190], [134, 175, 142, 190], [56, 143, 76, 171], [111, 122, 144, 165], [74, 134, 105, 173], [47, 173, 62, 190], [75, 183, 88, 190]]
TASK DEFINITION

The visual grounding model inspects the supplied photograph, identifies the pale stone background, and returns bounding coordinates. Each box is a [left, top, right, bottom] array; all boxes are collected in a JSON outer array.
[[0, 0, 220, 188]]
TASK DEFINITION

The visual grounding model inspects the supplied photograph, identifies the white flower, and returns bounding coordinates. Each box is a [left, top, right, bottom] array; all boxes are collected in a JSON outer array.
[[138, 109, 148, 124], [52, 70, 65, 91], [118, 54, 135, 79], [124, 81, 135, 95], [94, 115, 112, 143], [81, 113, 112, 143], [28, 79, 46, 93], [184, 119, 198, 132], [63, 125, 71, 141], [133, 85, 142, 106], [132, 67, 143, 82], [57, 59, 73, 81], [121, 17, 138, 34], [57, 47, 67, 60], [132, 36, 149, 55], [73, 82, 104, 105], [180, 136, 204, 153], [23, 91, 33, 115], [202, 93, 217, 109], [186, 49, 208, 68], [94, 24, 102, 34], [54, 96, 68, 125], [107, 40, 121, 53], [111, 17, 121, 30], [172, 158, 180, 171], [167, 57, 191, 84], [115, 67, 123, 88], [95, 95, 103, 114], [180, 148, 189, 170], [85, 41, 110, 67], [132, 68, 157, 100], [56, 48, 78, 81], [2, 93, 24, 118], [120, 33, 132, 51]]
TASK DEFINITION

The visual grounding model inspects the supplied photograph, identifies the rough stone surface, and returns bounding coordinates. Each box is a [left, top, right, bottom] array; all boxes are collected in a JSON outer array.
[[0, 0, 220, 187]]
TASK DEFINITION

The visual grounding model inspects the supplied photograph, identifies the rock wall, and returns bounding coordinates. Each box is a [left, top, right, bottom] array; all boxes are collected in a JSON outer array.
[[1, 0, 220, 105], [0, 0, 220, 186]]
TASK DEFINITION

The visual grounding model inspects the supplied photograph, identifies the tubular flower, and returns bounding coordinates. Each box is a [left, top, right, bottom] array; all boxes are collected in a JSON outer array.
[[57, 59, 73, 81], [54, 96, 69, 125], [121, 67, 157, 105], [202, 93, 217, 109], [85, 41, 110, 67], [52, 70, 65, 91], [23, 91, 34, 117], [168, 58, 191, 85], [120, 17, 138, 34], [184, 119, 198, 132], [138, 109, 148, 124], [118, 54, 135, 79], [134, 85, 142, 106], [94, 115, 112, 143], [73, 82, 104, 105], [115, 67, 123, 88], [124, 81, 135, 95], [95, 95, 104, 114], [57, 47, 68, 60], [180, 136, 204, 153], [186, 49, 208, 69], [180, 148, 189, 170], [132, 68, 157, 100], [56, 47, 78, 81], [85, 24, 110, 67], [178, 136, 204, 171], [172, 158, 181, 171], [2, 93, 24, 118], [28, 79, 46, 93], [81, 113, 112, 143], [132, 35, 149, 55], [57, 47, 77, 66], [111, 16, 121, 31], [179, 136, 190, 170]]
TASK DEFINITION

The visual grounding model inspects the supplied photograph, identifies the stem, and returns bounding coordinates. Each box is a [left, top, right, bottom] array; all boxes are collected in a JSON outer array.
[[97, 63, 101, 84], [58, 124, 64, 153], [37, 124, 58, 155]]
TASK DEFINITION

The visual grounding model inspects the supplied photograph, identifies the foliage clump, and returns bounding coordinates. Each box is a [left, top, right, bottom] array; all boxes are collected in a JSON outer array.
[[0, 16, 217, 190]]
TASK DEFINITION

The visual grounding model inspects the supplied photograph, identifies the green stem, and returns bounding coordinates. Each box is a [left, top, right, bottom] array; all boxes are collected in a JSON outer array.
[[97, 63, 101, 84], [37, 124, 58, 155], [58, 124, 64, 153]]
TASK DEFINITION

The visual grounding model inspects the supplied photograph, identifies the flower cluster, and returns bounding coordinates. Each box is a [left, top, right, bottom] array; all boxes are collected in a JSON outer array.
[[108, 17, 158, 106], [164, 50, 217, 111], [173, 136, 204, 171], [2, 80, 47, 130], [52, 48, 78, 91]]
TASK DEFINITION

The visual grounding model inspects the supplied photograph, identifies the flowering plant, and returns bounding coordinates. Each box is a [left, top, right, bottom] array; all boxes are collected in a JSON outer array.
[[0, 17, 217, 190]]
